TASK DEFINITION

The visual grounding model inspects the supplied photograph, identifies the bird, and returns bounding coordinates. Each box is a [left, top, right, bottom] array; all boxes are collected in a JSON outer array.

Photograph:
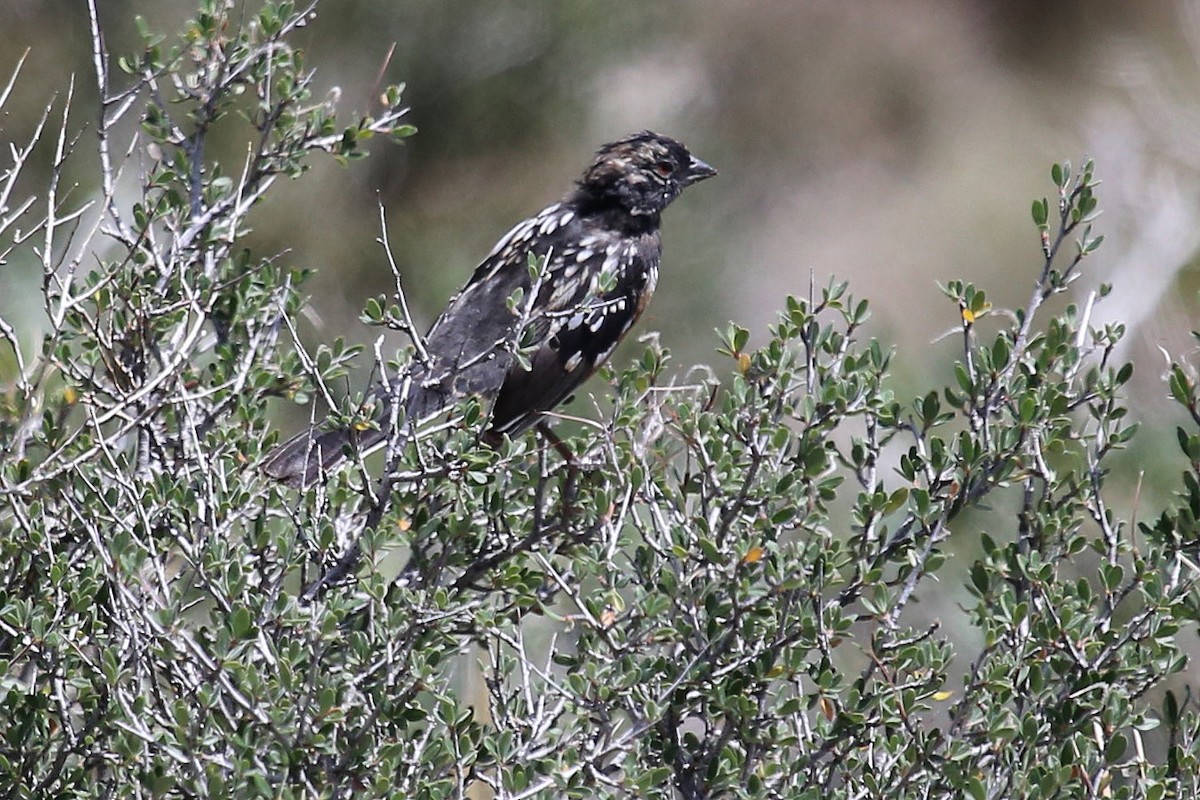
[[262, 131, 716, 487]]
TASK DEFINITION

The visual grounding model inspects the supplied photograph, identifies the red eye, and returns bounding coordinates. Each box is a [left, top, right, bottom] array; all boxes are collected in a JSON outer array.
[[654, 161, 673, 178]]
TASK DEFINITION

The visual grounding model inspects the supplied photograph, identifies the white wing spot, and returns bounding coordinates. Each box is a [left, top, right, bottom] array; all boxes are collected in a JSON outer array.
[[485, 203, 560, 262], [602, 250, 619, 273], [488, 218, 536, 260], [547, 278, 578, 309]]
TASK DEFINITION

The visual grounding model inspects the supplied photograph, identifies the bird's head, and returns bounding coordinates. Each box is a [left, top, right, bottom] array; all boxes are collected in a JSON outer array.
[[576, 131, 717, 217]]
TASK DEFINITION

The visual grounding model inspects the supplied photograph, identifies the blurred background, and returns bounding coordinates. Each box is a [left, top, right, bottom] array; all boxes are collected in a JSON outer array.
[[5, 1, 1200, 411], [3, 0, 1199, 650]]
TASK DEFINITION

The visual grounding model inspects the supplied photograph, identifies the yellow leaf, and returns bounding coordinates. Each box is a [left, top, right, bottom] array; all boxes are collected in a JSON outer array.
[[932, 690, 953, 701], [961, 307, 975, 324], [397, 518, 411, 532], [737, 353, 751, 374], [819, 695, 835, 721], [742, 546, 765, 564], [608, 591, 626, 613], [353, 420, 373, 431], [62, 386, 78, 405]]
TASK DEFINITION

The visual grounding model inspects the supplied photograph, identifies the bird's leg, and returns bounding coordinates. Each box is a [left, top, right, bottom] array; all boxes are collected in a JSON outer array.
[[536, 420, 577, 465], [537, 420, 585, 519]]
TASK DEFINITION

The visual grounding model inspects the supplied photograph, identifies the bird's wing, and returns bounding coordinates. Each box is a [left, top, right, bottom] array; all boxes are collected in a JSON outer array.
[[404, 205, 570, 413], [408, 200, 661, 436], [488, 233, 661, 437]]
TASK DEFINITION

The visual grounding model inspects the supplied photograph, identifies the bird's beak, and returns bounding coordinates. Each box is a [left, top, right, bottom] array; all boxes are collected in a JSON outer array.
[[683, 155, 718, 185]]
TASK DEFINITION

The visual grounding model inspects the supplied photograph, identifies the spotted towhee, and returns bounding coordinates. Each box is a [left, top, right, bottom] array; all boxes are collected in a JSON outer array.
[[263, 131, 716, 486]]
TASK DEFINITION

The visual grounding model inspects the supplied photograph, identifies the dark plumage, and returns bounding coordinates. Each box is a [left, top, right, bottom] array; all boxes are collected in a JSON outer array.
[[263, 131, 716, 486]]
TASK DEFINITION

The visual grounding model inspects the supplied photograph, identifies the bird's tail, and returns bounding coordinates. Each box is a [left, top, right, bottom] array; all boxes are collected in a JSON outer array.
[[261, 425, 387, 488]]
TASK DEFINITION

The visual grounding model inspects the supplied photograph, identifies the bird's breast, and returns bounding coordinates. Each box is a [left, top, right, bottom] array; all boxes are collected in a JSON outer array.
[[633, 261, 659, 319]]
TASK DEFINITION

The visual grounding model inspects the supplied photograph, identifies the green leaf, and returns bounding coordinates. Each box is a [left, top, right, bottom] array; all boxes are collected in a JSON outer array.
[[1052, 161, 1069, 189], [1031, 198, 1048, 227], [883, 487, 909, 515], [230, 606, 255, 639]]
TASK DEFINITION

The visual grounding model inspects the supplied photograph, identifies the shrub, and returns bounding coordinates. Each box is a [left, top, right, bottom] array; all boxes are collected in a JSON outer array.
[[2, 3, 1198, 798]]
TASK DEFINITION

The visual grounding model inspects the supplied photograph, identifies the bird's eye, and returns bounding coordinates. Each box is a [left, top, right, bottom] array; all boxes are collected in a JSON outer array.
[[653, 161, 673, 178]]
